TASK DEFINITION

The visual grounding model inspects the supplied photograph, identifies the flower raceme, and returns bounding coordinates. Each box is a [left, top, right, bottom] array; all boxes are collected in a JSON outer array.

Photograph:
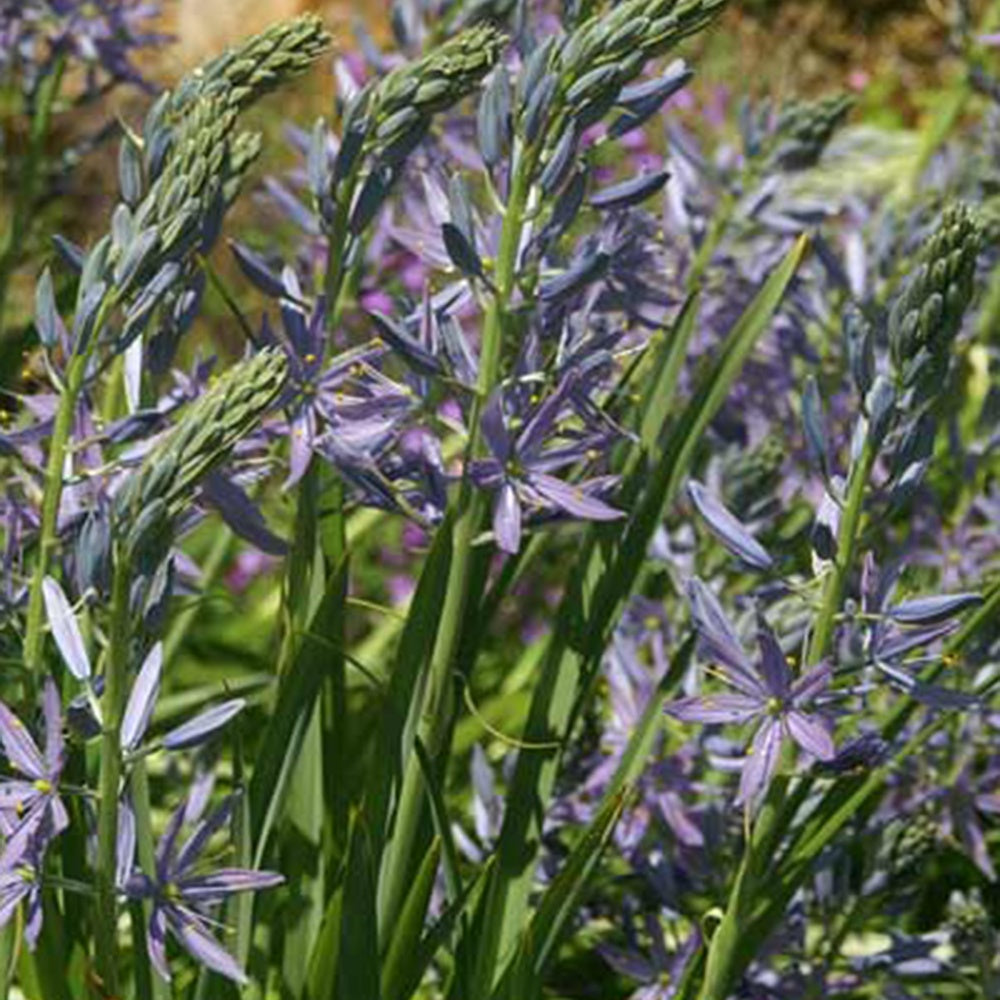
[[665, 580, 835, 804]]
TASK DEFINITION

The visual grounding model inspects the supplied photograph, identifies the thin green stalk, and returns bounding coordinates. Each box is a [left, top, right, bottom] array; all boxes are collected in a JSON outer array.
[[808, 438, 876, 663], [130, 762, 171, 1000], [21, 352, 87, 692], [23, 292, 116, 690], [377, 143, 537, 936], [94, 550, 131, 994], [0, 57, 65, 338]]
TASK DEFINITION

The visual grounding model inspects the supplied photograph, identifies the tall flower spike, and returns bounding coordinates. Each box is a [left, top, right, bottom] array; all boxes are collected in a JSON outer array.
[[114, 349, 288, 526], [888, 204, 982, 401]]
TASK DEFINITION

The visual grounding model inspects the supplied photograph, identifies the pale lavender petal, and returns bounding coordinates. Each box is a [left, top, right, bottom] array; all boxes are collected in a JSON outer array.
[[665, 694, 760, 725], [493, 482, 522, 554], [177, 868, 284, 903], [0, 873, 32, 932], [790, 661, 832, 705], [888, 592, 982, 626], [0, 701, 45, 780], [284, 407, 316, 490], [162, 700, 245, 751], [0, 781, 38, 813], [121, 643, 163, 753], [738, 720, 783, 804], [687, 480, 773, 571], [41, 577, 91, 680], [527, 472, 625, 521], [785, 710, 835, 761], [117, 800, 136, 889], [41, 680, 63, 780], [755, 616, 791, 698], [168, 907, 248, 985], [877, 622, 956, 660], [0, 802, 47, 871]]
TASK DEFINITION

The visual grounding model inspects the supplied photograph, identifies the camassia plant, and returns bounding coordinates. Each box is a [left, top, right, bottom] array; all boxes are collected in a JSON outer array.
[[1, 2, 999, 999]]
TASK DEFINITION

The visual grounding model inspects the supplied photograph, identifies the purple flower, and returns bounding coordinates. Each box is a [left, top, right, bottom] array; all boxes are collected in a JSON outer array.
[[124, 794, 283, 984], [665, 580, 835, 803], [0, 681, 68, 868], [470, 378, 625, 554]]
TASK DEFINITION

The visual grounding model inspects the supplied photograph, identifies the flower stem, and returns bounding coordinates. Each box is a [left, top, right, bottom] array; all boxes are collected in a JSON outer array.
[[808, 438, 877, 663], [94, 548, 131, 994], [378, 141, 538, 934]]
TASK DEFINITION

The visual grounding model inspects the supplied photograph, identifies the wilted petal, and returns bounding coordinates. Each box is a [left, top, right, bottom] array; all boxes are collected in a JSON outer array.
[[0, 701, 45, 780], [687, 481, 773, 571], [888, 592, 982, 626], [786, 710, 835, 761], [162, 700, 245, 751], [42, 577, 91, 680], [738, 719, 783, 804], [121, 643, 162, 753], [665, 694, 760, 725], [493, 482, 522, 554], [168, 907, 248, 985]]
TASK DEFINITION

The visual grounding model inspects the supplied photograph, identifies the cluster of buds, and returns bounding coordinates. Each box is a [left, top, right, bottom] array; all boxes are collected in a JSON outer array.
[[114, 349, 288, 537], [770, 93, 854, 170], [888, 203, 983, 404], [888, 808, 939, 877]]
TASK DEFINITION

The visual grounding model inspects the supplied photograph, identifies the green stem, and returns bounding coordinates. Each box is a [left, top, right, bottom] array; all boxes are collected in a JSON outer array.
[[94, 550, 131, 994], [696, 436, 876, 999], [23, 291, 116, 693], [22, 353, 87, 684], [130, 762, 171, 1000], [0, 57, 65, 339], [808, 438, 876, 663], [378, 143, 538, 935]]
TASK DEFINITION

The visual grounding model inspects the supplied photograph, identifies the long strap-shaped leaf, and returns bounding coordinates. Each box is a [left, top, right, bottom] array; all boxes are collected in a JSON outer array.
[[465, 236, 809, 997], [489, 789, 629, 1000]]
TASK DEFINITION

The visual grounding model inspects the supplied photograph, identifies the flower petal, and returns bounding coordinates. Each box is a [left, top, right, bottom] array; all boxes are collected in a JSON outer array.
[[41, 681, 63, 781], [686, 579, 760, 696], [0, 701, 45, 780], [665, 694, 760, 725], [493, 481, 522, 554], [167, 907, 248, 985], [687, 480, 773, 571], [755, 615, 791, 699], [41, 577, 91, 680], [786, 710, 835, 761], [162, 700, 245, 751], [888, 592, 982, 626], [121, 643, 162, 753], [527, 472, 624, 522], [177, 868, 284, 903], [738, 720, 783, 805]]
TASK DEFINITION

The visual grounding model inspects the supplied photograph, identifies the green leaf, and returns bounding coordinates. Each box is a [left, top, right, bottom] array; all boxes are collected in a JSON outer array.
[[337, 810, 381, 1000], [381, 839, 441, 1000], [249, 558, 350, 863], [490, 789, 628, 1000], [465, 235, 808, 998]]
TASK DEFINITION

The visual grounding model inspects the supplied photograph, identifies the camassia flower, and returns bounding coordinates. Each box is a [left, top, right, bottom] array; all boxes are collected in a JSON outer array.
[[665, 580, 835, 803], [0, 680, 68, 867], [470, 378, 625, 554], [123, 794, 283, 984]]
